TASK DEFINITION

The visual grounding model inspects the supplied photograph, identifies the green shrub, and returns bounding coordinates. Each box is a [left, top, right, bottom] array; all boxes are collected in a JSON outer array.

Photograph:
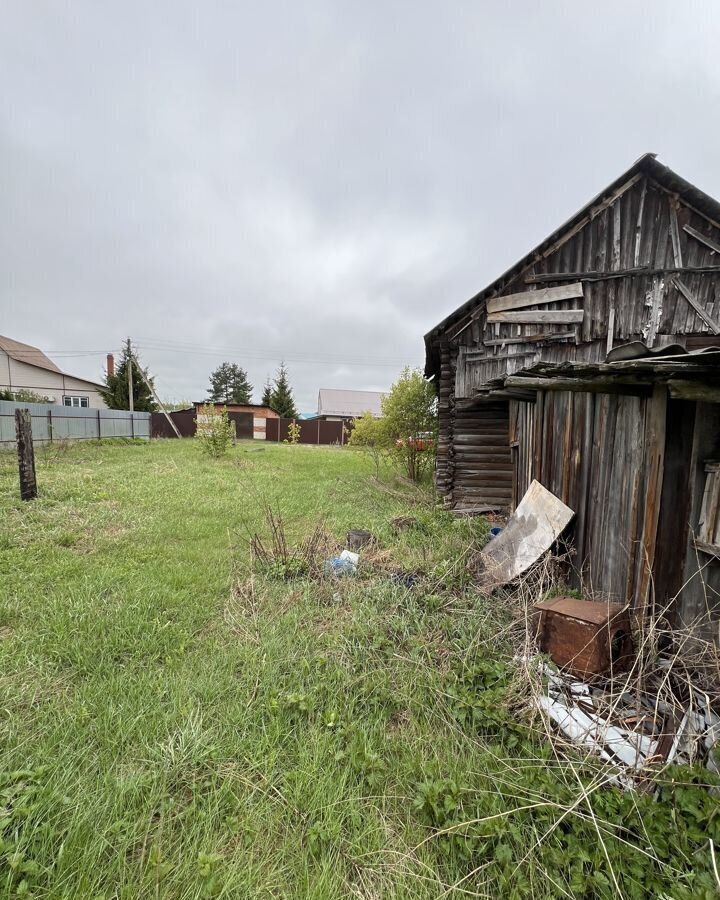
[[195, 403, 235, 457]]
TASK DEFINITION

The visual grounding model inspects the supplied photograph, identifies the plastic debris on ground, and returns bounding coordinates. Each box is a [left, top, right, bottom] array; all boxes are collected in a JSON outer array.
[[534, 656, 720, 791], [324, 549, 359, 577]]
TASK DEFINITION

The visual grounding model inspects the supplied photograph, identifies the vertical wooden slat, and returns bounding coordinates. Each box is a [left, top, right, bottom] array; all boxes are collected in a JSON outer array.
[[634, 386, 667, 616]]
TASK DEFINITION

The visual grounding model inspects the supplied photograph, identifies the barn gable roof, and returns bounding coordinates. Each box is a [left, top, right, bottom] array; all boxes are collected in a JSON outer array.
[[424, 154, 720, 375]]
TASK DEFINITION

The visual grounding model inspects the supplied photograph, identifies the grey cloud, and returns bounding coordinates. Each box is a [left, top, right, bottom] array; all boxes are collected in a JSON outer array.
[[2, 1, 720, 409]]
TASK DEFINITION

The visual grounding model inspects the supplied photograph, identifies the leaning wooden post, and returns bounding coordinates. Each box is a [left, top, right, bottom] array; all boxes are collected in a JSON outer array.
[[15, 408, 38, 501]]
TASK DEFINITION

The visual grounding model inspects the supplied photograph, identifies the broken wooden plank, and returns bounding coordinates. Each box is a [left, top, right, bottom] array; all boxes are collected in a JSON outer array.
[[683, 223, 720, 256], [643, 277, 665, 349], [694, 539, 720, 560], [672, 277, 720, 335], [633, 178, 647, 267], [667, 379, 720, 403], [669, 204, 683, 267], [612, 201, 622, 272], [465, 349, 536, 361], [606, 306, 616, 355], [482, 332, 575, 347], [487, 309, 584, 325], [504, 374, 652, 395], [539, 174, 643, 261], [486, 283, 583, 315], [525, 264, 720, 284], [634, 385, 666, 617], [452, 505, 504, 517]]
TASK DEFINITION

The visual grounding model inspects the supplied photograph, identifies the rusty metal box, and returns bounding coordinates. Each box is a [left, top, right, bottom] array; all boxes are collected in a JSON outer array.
[[534, 597, 633, 678]]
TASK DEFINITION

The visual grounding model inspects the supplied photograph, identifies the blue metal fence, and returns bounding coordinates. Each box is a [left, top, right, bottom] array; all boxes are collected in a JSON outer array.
[[0, 400, 150, 446]]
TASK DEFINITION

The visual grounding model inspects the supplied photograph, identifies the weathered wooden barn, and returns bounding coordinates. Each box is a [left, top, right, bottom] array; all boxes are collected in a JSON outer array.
[[424, 154, 720, 633]]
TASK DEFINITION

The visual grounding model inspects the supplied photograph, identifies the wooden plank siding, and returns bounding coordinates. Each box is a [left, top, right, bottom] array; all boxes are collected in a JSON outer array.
[[454, 177, 720, 397], [509, 390, 664, 611], [427, 158, 720, 629]]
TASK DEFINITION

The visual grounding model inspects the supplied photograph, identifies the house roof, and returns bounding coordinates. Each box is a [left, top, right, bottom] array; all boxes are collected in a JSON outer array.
[[317, 389, 387, 418], [0, 334, 63, 375], [424, 154, 720, 375], [0, 334, 105, 388]]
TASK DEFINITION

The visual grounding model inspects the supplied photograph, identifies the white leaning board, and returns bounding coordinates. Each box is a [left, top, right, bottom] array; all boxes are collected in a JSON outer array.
[[480, 480, 575, 585]]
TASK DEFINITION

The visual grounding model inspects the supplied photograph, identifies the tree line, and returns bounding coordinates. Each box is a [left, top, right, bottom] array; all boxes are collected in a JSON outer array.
[[205, 361, 297, 418], [99, 340, 298, 418]]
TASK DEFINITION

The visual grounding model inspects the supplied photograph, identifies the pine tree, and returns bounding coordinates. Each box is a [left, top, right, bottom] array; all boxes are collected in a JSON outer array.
[[261, 378, 273, 407], [270, 362, 298, 419], [100, 339, 157, 411], [207, 362, 253, 404]]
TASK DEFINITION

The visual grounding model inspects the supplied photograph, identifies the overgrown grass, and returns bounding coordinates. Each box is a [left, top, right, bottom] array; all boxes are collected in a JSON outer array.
[[0, 440, 718, 898]]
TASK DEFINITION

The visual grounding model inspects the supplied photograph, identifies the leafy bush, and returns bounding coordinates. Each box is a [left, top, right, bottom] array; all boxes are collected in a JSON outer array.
[[0, 389, 53, 403], [195, 403, 235, 457], [348, 369, 437, 482], [348, 411, 386, 477], [382, 367, 437, 482]]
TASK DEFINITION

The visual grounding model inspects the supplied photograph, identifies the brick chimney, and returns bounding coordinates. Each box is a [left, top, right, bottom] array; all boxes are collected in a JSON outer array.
[[106, 353, 115, 377]]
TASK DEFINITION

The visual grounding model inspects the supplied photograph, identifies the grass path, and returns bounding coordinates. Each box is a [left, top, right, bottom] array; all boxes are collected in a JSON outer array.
[[0, 440, 718, 899]]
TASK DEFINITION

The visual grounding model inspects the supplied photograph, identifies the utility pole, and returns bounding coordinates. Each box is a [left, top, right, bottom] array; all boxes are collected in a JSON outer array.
[[130, 353, 182, 439], [127, 339, 134, 413]]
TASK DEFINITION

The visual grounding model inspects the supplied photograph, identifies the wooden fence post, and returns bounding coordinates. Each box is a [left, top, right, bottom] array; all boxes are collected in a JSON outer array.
[[15, 409, 38, 501]]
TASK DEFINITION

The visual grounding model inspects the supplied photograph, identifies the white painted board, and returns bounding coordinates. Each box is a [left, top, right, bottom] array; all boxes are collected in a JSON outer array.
[[480, 480, 574, 585]]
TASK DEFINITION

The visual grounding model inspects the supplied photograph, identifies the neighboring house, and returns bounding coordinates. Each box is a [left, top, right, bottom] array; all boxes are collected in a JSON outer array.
[[424, 153, 720, 637], [0, 334, 107, 408], [192, 401, 278, 440], [315, 389, 388, 421]]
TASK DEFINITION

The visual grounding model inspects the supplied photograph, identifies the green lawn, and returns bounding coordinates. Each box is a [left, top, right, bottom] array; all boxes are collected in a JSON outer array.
[[0, 440, 718, 899]]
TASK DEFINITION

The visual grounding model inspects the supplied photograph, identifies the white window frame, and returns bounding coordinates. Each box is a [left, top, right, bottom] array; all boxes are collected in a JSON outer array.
[[63, 395, 90, 408]]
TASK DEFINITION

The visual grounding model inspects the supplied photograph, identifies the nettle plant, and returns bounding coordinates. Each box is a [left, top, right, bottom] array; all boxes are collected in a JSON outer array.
[[195, 403, 235, 458]]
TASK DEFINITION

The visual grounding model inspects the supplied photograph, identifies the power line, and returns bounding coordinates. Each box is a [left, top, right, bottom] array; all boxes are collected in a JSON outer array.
[[133, 337, 413, 369], [4, 338, 418, 370]]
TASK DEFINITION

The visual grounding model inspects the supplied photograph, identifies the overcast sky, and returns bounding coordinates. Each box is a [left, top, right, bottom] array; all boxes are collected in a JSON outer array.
[[2, 2, 720, 411]]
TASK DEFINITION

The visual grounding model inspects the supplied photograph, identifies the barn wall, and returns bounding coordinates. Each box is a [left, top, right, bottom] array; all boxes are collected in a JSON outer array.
[[451, 399, 512, 510], [453, 176, 720, 399], [432, 172, 720, 561], [509, 399, 534, 508], [435, 344, 455, 499], [509, 388, 672, 612]]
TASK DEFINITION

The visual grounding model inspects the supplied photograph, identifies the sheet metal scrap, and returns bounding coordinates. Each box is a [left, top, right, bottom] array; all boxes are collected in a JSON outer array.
[[535, 597, 634, 678], [536, 659, 719, 791]]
